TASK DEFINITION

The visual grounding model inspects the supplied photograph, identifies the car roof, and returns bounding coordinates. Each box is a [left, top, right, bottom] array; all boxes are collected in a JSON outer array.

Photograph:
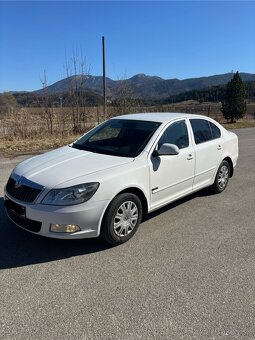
[[113, 112, 205, 123]]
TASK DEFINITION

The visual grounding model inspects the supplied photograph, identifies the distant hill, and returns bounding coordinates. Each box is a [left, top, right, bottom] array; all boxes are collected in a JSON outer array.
[[34, 72, 255, 99]]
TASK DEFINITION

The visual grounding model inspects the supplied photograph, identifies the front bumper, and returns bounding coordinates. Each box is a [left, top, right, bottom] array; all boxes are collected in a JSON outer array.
[[4, 193, 110, 239]]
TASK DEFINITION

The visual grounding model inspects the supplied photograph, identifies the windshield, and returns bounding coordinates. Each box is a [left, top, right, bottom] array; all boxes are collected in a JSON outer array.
[[72, 119, 161, 157]]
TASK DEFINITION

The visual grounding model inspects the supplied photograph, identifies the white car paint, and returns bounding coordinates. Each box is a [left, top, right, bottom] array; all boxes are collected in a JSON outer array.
[[4, 112, 238, 239]]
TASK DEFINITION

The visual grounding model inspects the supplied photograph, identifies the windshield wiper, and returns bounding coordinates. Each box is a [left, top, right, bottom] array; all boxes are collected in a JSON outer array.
[[72, 144, 85, 150], [72, 144, 110, 155]]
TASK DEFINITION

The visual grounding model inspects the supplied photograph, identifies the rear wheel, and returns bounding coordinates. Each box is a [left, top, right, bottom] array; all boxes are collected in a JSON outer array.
[[211, 160, 230, 194], [100, 193, 142, 245]]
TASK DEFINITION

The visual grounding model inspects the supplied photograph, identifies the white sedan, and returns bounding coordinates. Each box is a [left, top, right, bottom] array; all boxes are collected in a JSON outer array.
[[4, 112, 238, 245]]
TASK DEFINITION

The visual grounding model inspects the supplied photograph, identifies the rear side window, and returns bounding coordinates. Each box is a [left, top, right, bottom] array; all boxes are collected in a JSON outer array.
[[209, 122, 221, 139], [158, 120, 189, 149], [190, 119, 212, 144]]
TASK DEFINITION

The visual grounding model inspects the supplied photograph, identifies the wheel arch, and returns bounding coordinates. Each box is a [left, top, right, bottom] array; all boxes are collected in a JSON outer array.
[[98, 186, 149, 236], [116, 187, 148, 221]]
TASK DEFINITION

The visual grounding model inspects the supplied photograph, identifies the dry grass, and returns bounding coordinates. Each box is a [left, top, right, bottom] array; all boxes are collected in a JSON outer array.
[[0, 134, 80, 158], [0, 102, 254, 157], [1, 120, 255, 158], [222, 120, 255, 129]]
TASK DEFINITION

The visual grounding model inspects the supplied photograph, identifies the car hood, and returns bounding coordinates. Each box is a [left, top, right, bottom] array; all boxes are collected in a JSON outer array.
[[13, 146, 133, 188]]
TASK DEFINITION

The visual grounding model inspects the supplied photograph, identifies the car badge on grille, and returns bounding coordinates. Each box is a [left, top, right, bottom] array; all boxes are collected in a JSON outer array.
[[14, 178, 22, 188]]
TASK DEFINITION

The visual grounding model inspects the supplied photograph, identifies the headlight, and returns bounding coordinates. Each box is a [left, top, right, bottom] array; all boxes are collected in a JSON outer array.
[[41, 182, 99, 206]]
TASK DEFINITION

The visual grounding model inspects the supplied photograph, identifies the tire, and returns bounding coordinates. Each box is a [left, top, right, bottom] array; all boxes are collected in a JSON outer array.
[[211, 160, 230, 194], [100, 193, 142, 246]]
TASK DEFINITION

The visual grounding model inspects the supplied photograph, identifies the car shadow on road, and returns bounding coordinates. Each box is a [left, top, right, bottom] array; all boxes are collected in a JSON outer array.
[[0, 188, 213, 269], [145, 188, 214, 221], [0, 197, 111, 269]]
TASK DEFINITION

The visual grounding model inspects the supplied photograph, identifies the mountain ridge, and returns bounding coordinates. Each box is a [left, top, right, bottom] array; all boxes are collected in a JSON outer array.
[[31, 72, 255, 99]]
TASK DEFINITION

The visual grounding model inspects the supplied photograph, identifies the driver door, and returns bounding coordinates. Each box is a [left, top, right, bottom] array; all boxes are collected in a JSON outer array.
[[149, 119, 195, 210]]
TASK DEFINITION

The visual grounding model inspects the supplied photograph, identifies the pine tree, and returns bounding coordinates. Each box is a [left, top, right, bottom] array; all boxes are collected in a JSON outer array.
[[221, 71, 246, 123]]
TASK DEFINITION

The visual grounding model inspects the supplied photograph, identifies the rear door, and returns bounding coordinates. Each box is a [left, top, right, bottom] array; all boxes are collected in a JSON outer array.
[[189, 118, 223, 191]]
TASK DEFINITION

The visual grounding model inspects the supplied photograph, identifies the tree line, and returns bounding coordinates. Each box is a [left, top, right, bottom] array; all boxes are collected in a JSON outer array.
[[140, 80, 255, 106]]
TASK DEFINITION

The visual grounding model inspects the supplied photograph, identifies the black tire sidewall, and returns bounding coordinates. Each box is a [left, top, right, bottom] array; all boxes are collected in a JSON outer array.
[[213, 160, 230, 193]]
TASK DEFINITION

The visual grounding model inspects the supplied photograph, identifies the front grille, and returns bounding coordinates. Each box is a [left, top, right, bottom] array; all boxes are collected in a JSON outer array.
[[6, 177, 42, 203], [8, 210, 42, 232], [6, 206, 42, 233]]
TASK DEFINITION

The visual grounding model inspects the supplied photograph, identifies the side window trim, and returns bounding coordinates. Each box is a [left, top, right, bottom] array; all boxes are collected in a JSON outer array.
[[186, 118, 196, 147], [189, 118, 222, 145]]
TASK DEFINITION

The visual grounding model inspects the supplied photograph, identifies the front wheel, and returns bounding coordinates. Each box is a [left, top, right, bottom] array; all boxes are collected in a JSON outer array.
[[211, 160, 230, 194], [100, 193, 142, 246]]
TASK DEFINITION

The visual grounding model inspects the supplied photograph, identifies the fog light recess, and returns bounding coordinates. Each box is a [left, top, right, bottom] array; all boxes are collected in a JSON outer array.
[[50, 224, 81, 233]]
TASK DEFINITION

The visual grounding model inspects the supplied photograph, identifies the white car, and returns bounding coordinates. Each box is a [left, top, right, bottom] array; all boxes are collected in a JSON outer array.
[[5, 112, 238, 245]]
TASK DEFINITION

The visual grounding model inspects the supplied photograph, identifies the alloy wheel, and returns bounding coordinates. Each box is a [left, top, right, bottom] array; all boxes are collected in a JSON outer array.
[[113, 201, 139, 237], [218, 165, 229, 190]]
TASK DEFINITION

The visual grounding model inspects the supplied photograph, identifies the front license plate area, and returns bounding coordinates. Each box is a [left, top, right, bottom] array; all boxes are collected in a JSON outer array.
[[4, 196, 26, 218]]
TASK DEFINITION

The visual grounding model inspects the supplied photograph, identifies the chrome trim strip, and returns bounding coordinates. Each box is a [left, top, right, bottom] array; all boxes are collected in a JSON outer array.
[[11, 174, 44, 191]]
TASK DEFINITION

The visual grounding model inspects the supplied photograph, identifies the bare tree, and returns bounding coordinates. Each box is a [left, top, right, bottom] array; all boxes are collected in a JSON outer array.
[[40, 70, 54, 134], [207, 105, 211, 117], [65, 50, 90, 132], [114, 76, 135, 115]]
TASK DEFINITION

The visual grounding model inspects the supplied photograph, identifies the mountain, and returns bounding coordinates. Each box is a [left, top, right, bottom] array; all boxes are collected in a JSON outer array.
[[35, 75, 115, 97], [35, 72, 255, 99]]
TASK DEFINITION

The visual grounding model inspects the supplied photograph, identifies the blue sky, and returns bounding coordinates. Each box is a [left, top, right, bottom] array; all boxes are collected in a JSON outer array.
[[0, 1, 255, 92]]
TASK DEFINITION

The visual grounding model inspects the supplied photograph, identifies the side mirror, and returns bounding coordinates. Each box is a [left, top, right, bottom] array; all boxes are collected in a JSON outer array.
[[153, 143, 180, 156]]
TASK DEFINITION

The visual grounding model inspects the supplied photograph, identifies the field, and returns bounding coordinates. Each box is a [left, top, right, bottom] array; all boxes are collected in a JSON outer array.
[[0, 101, 255, 157]]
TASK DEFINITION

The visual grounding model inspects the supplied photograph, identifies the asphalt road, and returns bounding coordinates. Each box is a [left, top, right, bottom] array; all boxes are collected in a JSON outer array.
[[0, 128, 255, 340]]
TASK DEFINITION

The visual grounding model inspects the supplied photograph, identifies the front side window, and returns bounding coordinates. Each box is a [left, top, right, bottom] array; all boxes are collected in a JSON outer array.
[[158, 120, 189, 149], [72, 119, 161, 157]]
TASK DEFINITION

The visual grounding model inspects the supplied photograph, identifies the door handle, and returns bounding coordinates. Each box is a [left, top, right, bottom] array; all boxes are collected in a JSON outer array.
[[217, 145, 222, 150], [187, 154, 193, 160]]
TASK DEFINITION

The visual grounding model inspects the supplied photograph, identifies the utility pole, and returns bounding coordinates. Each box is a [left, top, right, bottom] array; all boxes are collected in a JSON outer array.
[[102, 36, 106, 115]]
